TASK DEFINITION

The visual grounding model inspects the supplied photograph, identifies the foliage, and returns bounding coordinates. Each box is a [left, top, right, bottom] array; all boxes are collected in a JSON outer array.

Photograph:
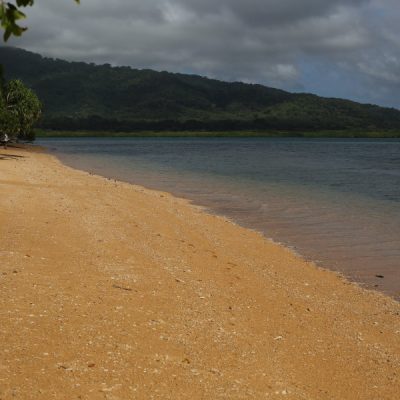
[[0, 107, 19, 137], [2, 47, 400, 133], [0, 0, 79, 41], [0, 78, 41, 140], [0, 64, 4, 96], [36, 129, 400, 139]]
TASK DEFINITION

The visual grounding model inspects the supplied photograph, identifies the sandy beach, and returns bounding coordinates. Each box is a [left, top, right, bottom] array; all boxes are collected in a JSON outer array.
[[0, 146, 399, 399]]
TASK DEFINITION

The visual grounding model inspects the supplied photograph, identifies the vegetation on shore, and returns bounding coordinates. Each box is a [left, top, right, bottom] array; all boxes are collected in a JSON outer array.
[[36, 129, 400, 139], [2, 47, 400, 137], [0, 66, 42, 141]]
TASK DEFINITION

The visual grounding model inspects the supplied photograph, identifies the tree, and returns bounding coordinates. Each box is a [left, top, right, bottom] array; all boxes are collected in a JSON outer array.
[[0, 107, 19, 138], [0, 70, 19, 138], [0, 79, 41, 140], [0, 0, 79, 41], [0, 64, 4, 93]]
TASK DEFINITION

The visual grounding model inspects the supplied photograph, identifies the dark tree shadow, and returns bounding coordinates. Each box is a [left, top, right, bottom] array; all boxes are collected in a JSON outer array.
[[0, 153, 26, 160]]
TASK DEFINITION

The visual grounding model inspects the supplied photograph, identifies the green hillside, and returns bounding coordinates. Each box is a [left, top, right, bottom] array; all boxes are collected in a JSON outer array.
[[2, 46, 400, 133]]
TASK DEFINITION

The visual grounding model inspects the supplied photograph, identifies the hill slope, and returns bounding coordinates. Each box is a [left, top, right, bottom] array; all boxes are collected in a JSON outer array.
[[2, 46, 400, 132]]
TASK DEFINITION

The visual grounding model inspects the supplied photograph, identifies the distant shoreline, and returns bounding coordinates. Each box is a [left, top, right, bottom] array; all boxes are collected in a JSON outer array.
[[36, 129, 400, 138]]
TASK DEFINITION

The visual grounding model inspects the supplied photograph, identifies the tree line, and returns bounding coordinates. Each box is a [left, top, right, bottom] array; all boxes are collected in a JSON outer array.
[[4, 47, 400, 135]]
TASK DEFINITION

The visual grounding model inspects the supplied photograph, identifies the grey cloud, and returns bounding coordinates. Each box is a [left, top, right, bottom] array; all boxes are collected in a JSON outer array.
[[5, 0, 400, 107], [172, 0, 369, 26]]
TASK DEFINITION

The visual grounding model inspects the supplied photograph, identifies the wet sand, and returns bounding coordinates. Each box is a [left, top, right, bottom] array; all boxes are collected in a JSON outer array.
[[0, 146, 399, 399]]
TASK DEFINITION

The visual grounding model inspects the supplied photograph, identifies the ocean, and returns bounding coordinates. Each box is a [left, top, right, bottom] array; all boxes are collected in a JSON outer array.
[[39, 137, 400, 299]]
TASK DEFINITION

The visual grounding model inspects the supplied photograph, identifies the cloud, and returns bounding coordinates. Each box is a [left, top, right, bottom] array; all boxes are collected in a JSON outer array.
[[4, 0, 400, 107]]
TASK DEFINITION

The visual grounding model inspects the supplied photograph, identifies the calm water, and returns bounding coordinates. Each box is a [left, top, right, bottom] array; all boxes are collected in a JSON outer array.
[[39, 137, 400, 299]]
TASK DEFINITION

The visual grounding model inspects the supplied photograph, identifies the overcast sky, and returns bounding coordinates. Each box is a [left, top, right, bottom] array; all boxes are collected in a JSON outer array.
[[6, 0, 400, 108]]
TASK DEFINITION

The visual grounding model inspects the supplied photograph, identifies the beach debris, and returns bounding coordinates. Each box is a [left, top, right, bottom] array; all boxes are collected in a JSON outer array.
[[88, 363, 96, 368], [112, 284, 132, 291], [209, 368, 220, 375], [274, 336, 283, 341], [375, 275, 384, 279]]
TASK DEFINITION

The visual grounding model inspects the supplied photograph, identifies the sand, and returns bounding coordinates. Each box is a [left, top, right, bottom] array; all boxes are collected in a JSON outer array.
[[0, 146, 399, 399]]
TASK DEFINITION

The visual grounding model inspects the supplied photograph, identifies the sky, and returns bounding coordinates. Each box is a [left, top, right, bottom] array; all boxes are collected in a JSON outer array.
[[5, 0, 400, 108]]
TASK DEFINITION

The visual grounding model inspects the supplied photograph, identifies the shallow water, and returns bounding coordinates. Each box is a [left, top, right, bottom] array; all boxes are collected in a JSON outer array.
[[39, 137, 400, 299]]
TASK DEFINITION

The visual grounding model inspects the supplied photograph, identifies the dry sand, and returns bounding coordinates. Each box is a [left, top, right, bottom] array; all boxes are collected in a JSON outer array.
[[0, 146, 399, 399]]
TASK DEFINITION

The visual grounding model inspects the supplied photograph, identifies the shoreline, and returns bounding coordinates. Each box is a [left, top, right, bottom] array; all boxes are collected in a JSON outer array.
[[48, 139, 399, 301], [36, 129, 400, 138], [1, 146, 399, 399]]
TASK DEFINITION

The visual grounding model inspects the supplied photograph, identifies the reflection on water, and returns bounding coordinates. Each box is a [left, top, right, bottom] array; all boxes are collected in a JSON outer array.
[[40, 137, 400, 299]]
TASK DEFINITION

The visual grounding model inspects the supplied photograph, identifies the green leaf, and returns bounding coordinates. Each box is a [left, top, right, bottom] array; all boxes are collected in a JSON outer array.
[[2, 1, 80, 42], [16, 1, 34, 7]]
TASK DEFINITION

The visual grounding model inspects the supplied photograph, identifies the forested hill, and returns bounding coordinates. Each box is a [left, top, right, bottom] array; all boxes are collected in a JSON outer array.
[[2, 46, 400, 132]]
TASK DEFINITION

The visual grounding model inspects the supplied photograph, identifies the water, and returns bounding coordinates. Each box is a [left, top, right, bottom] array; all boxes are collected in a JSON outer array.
[[39, 137, 400, 299]]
